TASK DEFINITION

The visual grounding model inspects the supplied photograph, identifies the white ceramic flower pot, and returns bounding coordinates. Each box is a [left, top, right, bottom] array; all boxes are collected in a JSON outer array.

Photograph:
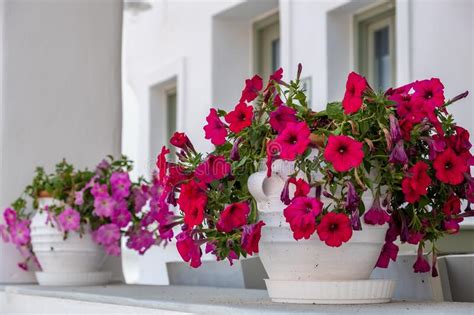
[[248, 164, 395, 304], [30, 198, 110, 285]]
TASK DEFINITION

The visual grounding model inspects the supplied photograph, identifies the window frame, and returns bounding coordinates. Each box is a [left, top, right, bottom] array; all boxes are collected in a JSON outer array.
[[354, 1, 396, 91], [253, 12, 280, 79]]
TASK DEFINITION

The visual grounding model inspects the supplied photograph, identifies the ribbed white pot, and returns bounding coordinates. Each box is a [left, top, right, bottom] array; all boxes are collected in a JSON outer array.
[[248, 161, 395, 304], [30, 198, 108, 285]]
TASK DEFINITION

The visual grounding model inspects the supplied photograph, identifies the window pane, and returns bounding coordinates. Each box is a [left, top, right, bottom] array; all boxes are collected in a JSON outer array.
[[272, 38, 280, 72], [166, 91, 177, 158], [374, 26, 390, 91]]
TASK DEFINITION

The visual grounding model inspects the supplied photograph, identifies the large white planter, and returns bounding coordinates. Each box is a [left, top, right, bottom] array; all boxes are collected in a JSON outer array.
[[248, 163, 395, 304], [30, 198, 110, 286]]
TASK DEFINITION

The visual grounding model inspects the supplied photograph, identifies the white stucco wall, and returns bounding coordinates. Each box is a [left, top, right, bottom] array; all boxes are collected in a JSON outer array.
[[0, 0, 123, 283], [123, 0, 474, 284]]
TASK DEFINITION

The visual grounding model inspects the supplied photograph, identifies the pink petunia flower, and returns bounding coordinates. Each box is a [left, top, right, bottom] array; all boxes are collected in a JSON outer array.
[[364, 197, 390, 225], [105, 242, 121, 256], [57, 208, 81, 232], [94, 223, 121, 245], [93, 195, 116, 218], [375, 242, 399, 268], [110, 172, 132, 200], [3, 208, 17, 226], [10, 221, 31, 246], [111, 207, 132, 228], [434, 148, 468, 185], [91, 183, 109, 198]]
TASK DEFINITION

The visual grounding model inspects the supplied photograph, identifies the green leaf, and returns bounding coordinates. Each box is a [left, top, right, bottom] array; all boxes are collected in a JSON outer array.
[[326, 102, 344, 121]]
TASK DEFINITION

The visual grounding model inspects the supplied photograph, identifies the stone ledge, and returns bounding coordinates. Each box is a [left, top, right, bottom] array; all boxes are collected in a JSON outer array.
[[2, 284, 473, 314]]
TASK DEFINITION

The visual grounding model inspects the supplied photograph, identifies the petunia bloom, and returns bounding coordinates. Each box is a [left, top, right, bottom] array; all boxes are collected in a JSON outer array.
[[434, 148, 468, 185], [241, 221, 265, 255], [412, 78, 445, 109], [280, 177, 311, 205], [3, 208, 17, 226], [176, 231, 202, 268], [443, 194, 461, 216], [94, 223, 121, 246], [195, 155, 231, 184], [413, 247, 431, 273], [57, 208, 81, 232], [217, 202, 250, 233], [342, 72, 367, 114], [177, 180, 208, 228], [126, 228, 155, 255], [375, 242, 399, 268], [345, 182, 361, 231], [364, 196, 390, 225], [240, 75, 263, 103], [275, 122, 311, 161], [10, 221, 31, 246], [317, 212, 353, 247], [111, 207, 132, 228], [110, 172, 132, 200], [156, 146, 170, 182], [225, 102, 253, 133], [284, 197, 323, 240], [93, 195, 116, 218], [269, 106, 298, 133], [204, 108, 228, 146], [389, 140, 408, 165], [323, 135, 364, 172]]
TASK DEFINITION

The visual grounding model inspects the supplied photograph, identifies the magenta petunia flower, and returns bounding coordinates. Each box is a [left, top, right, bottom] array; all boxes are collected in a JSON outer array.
[[364, 197, 390, 225], [412, 78, 445, 109], [241, 221, 265, 256], [57, 208, 81, 232], [225, 102, 253, 133], [111, 207, 132, 228], [93, 195, 116, 218], [10, 220, 31, 246], [204, 108, 228, 146], [104, 243, 121, 256], [284, 197, 322, 240], [317, 212, 352, 247], [126, 228, 155, 255], [342, 72, 367, 114], [389, 140, 408, 165], [91, 183, 109, 198], [240, 75, 263, 103], [275, 122, 310, 161], [177, 180, 207, 228], [269, 106, 298, 133], [0, 224, 10, 242], [110, 172, 132, 200], [217, 202, 250, 233], [176, 231, 202, 268], [375, 242, 399, 268], [195, 155, 231, 184], [434, 148, 468, 185], [413, 247, 431, 273], [324, 135, 364, 172], [74, 190, 84, 206], [94, 223, 121, 246], [3, 208, 17, 226], [133, 185, 149, 213]]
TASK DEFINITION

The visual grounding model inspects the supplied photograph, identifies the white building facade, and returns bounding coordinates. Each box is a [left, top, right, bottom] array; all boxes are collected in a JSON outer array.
[[122, 0, 474, 284]]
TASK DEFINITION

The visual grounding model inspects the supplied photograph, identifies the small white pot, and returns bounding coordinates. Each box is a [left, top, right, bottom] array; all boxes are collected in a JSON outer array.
[[30, 198, 109, 285], [248, 166, 395, 304]]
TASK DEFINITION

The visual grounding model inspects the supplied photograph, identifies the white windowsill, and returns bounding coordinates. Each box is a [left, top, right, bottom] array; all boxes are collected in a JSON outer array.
[[2, 284, 473, 314]]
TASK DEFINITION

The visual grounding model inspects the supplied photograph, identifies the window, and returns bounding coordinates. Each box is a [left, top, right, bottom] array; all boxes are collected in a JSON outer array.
[[254, 13, 280, 80], [165, 88, 177, 159], [356, 2, 395, 91]]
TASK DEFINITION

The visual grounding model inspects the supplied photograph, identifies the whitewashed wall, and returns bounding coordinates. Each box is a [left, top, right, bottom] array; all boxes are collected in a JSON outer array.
[[123, 0, 474, 284], [0, 0, 123, 283]]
